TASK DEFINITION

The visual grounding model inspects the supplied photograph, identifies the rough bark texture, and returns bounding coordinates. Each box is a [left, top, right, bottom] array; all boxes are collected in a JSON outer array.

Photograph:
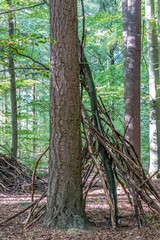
[[123, 0, 141, 158], [45, 0, 88, 229], [122, 0, 128, 91], [146, 0, 160, 174], [7, 0, 18, 159]]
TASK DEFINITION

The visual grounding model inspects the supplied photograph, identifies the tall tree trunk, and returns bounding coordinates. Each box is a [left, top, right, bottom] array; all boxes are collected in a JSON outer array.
[[123, 0, 142, 227], [123, 0, 141, 158], [45, 0, 89, 229], [7, 0, 18, 159], [146, 0, 160, 174]]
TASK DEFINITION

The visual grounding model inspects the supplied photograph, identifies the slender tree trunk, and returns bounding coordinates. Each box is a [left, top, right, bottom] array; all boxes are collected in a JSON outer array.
[[7, 0, 18, 159], [122, 0, 128, 96], [157, 0, 160, 174], [123, 0, 141, 158], [1, 96, 4, 133], [4, 91, 8, 134], [2, 69, 8, 134], [45, 0, 89, 229], [146, 0, 160, 174], [32, 83, 36, 154]]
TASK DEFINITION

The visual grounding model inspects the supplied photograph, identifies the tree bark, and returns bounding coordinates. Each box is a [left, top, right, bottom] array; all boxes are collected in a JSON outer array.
[[122, 0, 128, 92], [123, 1, 142, 226], [146, 0, 160, 174], [45, 0, 89, 229], [157, 0, 160, 175], [123, 0, 141, 158], [7, 0, 18, 159]]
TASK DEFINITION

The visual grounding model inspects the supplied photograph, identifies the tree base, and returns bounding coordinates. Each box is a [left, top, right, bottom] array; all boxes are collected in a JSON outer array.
[[43, 212, 94, 230]]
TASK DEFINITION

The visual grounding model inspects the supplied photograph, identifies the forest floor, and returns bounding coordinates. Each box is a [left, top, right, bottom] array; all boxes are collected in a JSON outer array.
[[0, 180, 160, 240]]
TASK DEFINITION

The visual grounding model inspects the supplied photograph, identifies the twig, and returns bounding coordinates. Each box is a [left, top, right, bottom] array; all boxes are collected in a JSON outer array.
[[25, 191, 47, 225], [25, 206, 46, 229]]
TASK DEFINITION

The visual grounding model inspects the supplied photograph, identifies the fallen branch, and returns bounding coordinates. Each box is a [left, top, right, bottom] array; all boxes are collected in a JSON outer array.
[[0, 191, 47, 225]]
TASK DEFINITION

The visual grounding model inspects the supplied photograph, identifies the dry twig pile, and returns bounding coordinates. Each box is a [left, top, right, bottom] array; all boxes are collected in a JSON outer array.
[[0, 152, 31, 192]]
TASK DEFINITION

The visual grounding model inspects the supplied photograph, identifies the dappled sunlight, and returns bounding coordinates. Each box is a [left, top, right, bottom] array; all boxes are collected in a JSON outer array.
[[0, 180, 159, 240], [0, 193, 46, 205]]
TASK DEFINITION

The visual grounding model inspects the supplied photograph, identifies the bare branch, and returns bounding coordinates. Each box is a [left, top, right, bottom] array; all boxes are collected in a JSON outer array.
[[0, 2, 45, 15], [0, 67, 49, 73], [11, 47, 49, 70]]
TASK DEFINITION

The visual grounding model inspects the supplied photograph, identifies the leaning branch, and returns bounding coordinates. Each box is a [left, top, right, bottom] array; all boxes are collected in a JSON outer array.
[[0, 2, 45, 15], [31, 147, 49, 202]]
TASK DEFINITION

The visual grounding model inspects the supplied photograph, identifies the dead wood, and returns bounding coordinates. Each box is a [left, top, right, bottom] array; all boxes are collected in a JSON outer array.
[[81, 101, 160, 221], [0, 152, 31, 192], [31, 147, 49, 202], [0, 98, 160, 229], [0, 191, 47, 226]]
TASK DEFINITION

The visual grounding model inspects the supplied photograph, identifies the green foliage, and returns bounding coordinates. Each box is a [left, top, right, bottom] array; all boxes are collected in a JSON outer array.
[[0, 0, 49, 166], [0, 0, 151, 169]]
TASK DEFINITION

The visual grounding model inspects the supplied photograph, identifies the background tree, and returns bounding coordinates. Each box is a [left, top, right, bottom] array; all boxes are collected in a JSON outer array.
[[7, 0, 18, 159], [0, 0, 50, 166], [123, 0, 141, 158], [145, 0, 160, 174], [44, 0, 89, 229]]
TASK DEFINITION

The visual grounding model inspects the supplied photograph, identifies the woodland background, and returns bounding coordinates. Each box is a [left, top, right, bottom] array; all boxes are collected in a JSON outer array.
[[0, 0, 160, 238], [0, 0, 150, 171]]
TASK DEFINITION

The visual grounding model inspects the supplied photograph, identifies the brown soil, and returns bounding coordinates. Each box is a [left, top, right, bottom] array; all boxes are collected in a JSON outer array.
[[0, 181, 160, 240]]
